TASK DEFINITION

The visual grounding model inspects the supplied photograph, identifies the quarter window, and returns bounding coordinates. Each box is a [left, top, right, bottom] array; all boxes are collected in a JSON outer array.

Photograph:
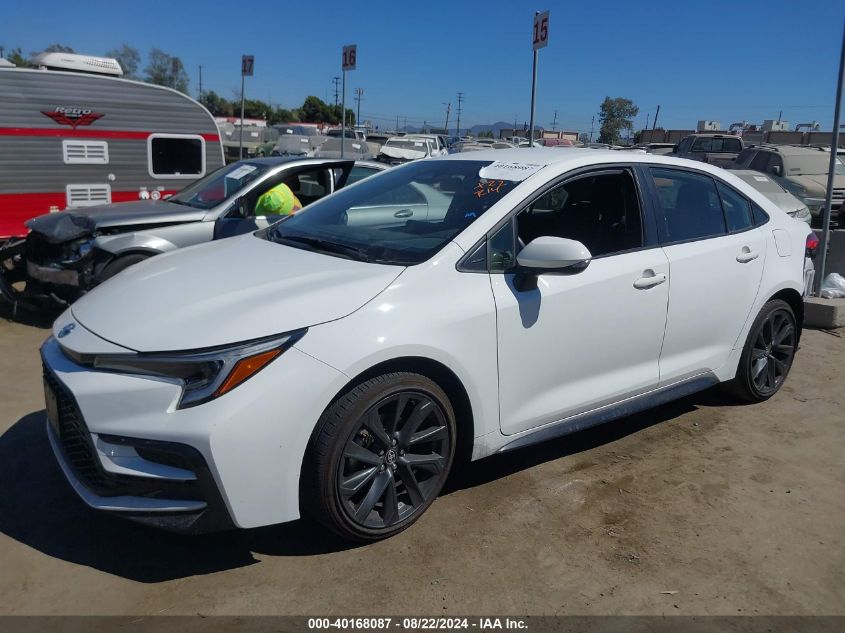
[[716, 182, 753, 232], [148, 134, 205, 178], [651, 168, 726, 242]]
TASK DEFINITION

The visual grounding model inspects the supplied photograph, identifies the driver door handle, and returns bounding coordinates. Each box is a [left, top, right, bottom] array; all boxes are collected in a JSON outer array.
[[736, 248, 759, 263], [633, 271, 667, 289], [394, 209, 413, 218]]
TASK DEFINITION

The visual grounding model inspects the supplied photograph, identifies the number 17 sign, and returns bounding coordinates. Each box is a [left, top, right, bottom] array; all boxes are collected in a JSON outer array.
[[342, 44, 357, 71], [533, 10, 549, 50]]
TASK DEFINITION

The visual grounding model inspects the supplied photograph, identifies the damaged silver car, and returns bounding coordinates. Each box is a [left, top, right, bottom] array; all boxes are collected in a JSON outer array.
[[0, 157, 371, 307]]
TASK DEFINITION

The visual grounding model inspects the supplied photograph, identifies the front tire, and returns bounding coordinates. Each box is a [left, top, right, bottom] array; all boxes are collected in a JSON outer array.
[[303, 373, 456, 542], [98, 253, 150, 283], [728, 299, 797, 402]]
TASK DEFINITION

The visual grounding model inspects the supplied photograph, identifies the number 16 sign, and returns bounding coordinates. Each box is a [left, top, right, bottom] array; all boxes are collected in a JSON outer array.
[[342, 45, 357, 71]]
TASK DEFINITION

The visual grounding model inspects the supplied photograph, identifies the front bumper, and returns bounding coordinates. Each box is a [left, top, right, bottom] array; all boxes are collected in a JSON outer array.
[[40, 325, 346, 531], [43, 357, 234, 532]]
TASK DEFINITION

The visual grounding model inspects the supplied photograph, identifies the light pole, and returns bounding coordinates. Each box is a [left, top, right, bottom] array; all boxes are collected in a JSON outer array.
[[443, 102, 451, 135], [814, 17, 845, 295]]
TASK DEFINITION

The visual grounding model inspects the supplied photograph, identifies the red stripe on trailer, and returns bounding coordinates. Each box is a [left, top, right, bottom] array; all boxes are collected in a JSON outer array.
[[0, 127, 220, 142], [0, 190, 177, 239]]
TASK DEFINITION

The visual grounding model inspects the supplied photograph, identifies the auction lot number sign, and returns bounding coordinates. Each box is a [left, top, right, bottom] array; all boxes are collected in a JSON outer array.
[[533, 10, 550, 50]]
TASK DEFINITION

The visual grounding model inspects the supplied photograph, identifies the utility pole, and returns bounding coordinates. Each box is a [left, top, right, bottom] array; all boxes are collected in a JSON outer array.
[[443, 102, 451, 134], [551, 110, 557, 131], [456, 92, 464, 137], [652, 104, 661, 131], [354, 88, 364, 127], [198, 65, 203, 100], [332, 76, 341, 107], [815, 16, 845, 295], [589, 116, 595, 142], [645, 112, 650, 133]]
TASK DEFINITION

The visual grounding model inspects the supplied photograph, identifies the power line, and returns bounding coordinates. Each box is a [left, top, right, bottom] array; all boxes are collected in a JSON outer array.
[[456, 92, 464, 137], [354, 88, 364, 125], [332, 77, 341, 107]]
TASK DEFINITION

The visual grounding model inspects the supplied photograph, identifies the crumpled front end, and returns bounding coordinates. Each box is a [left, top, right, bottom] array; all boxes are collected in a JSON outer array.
[[2, 212, 100, 306]]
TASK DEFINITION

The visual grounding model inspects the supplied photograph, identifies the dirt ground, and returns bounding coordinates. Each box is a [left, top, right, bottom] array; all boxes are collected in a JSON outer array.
[[0, 304, 843, 616]]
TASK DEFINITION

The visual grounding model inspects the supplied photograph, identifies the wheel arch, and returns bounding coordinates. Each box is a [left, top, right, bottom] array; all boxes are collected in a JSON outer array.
[[768, 287, 804, 344], [323, 356, 476, 465]]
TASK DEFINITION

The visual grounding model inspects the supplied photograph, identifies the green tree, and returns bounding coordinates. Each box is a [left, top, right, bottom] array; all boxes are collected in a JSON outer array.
[[199, 90, 233, 116], [35, 43, 75, 55], [598, 96, 639, 145], [6, 47, 33, 67], [105, 44, 140, 78], [144, 48, 189, 93], [478, 129, 494, 138]]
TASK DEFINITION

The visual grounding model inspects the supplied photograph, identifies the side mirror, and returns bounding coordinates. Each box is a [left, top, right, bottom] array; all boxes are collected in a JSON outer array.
[[514, 236, 591, 290], [236, 196, 250, 218]]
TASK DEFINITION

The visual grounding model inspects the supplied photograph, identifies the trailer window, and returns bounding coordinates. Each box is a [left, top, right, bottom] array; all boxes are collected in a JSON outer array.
[[147, 134, 205, 179]]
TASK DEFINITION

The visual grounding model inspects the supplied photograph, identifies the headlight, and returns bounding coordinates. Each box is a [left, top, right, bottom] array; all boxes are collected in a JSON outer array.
[[61, 237, 95, 264], [789, 206, 812, 223], [92, 330, 305, 408]]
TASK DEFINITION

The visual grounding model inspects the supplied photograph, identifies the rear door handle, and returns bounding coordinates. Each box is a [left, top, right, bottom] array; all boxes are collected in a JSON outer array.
[[394, 209, 413, 218], [633, 271, 667, 289], [736, 247, 759, 263]]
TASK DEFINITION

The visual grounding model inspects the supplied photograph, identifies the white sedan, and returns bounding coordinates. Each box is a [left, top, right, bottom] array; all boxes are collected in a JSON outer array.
[[42, 149, 813, 540]]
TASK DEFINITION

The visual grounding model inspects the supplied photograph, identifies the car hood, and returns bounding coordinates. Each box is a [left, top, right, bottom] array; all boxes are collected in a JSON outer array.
[[26, 200, 205, 235], [379, 145, 428, 160], [792, 174, 845, 193], [70, 233, 404, 352]]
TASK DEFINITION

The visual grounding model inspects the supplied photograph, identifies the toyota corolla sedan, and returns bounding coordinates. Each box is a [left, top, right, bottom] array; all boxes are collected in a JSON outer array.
[[41, 149, 813, 541]]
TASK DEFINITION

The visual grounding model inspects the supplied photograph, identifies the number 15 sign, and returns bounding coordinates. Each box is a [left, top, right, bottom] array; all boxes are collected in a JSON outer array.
[[533, 10, 549, 50], [342, 45, 357, 71]]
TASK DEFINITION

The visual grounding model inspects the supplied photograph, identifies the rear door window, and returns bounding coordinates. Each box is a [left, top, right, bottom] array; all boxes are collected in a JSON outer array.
[[650, 168, 727, 242]]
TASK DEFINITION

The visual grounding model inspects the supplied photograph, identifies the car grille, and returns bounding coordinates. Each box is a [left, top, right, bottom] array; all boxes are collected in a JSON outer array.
[[43, 364, 107, 490]]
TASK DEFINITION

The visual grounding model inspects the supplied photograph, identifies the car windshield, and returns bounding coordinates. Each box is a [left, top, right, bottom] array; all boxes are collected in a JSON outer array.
[[169, 162, 270, 209], [737, 174, 785, 193], [328, 129, 357, 138], [788, 155, 845, 176], [264, 159, 514, 265]]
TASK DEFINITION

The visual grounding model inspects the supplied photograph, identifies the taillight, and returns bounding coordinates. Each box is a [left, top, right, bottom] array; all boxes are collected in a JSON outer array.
[[806, 232, 820, 259]]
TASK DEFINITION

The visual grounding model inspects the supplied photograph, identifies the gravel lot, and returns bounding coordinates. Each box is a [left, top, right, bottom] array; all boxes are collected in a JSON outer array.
[[0, 304, 843, 616]]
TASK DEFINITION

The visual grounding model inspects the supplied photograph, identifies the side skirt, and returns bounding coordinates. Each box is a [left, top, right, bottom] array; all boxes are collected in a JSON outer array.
[[496, 373, 719, 454]]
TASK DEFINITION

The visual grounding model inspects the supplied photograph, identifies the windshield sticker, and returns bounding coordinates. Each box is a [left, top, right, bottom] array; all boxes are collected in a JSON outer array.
[[474, 179, 508, 198], [226, 165, 258, 180], [479, 161, 545, 181], [753, 176, 769, 182]]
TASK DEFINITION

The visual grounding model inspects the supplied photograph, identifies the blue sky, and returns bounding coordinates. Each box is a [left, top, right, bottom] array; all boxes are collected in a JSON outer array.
[[3, 0, 844, 133]]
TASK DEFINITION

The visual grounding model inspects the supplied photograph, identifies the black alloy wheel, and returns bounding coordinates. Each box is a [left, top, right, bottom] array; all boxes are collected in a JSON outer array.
[[303, 373, 456, 541], [338, 391, 451, 529], [749, 308, 796, 396], [728, 299, 798, 402]]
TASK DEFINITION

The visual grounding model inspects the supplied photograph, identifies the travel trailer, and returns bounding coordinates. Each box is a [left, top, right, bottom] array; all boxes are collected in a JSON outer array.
[[0, 52, 224, 240]]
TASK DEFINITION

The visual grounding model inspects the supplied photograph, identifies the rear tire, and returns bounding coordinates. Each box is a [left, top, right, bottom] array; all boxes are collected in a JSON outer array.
[[726, 299, 797, 402], [302, 372, 456, 542], [98, 253, 150, 283]]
